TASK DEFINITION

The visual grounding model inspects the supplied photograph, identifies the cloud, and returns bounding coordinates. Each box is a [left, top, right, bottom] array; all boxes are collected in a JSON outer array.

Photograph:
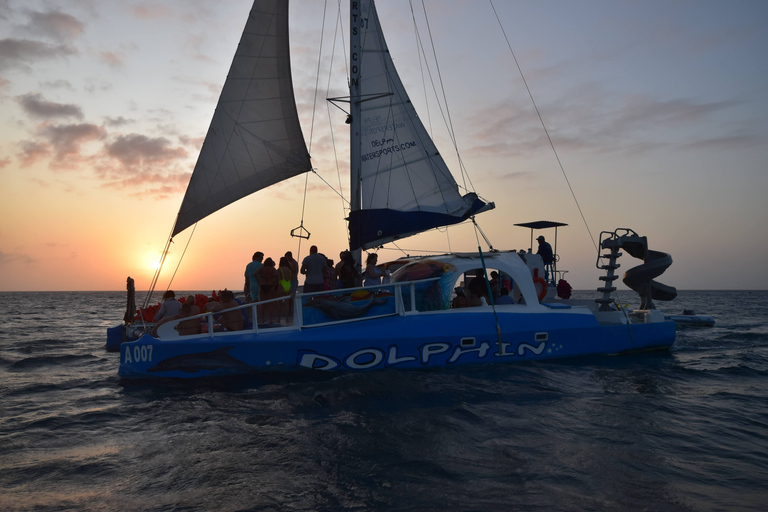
[[23, 10, 84, 42], [103, 116, 134, 127], [16, 92, 83, 119], [0, 250, 36, 265], [0, 38, 77, 71], [100, 170, 191, 200], [84, 79, 112, 94], [40, 79, 75, 90], [37, 122, 106, 164], [15, 119, 192, 198], [131, 4, 172, 20], [99, 50, 124, 69], [18, 140, 51, 166], [679, 135, 763, 151], [105, 133, 188, 167], [461, 87, 751, 158]]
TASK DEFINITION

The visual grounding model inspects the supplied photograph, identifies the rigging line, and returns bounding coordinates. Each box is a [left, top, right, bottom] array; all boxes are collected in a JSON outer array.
[[472, 217, 495, 252], [308, 0, 330, 153], [408, 1, 434, 137], [310, 168, 351, 205], [390, 241, 409, 258], [419, 0, 474, 193], [471, 221, 502, 340], [326, 101, 348, 217], [336, 0, 349, 79], [489, 0, 597, 252], [402, 1, 473, 195], [294, 0, 330, 257], [377, 246, 446, 255], [165, 222, 197, 293], [390, 2, 475, 200], [143, 222, 176, 309], [326, 5, 348, 224]]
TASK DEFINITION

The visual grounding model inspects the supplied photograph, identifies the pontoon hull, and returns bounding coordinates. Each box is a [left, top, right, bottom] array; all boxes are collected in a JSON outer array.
[[118, 308, 676, 378]]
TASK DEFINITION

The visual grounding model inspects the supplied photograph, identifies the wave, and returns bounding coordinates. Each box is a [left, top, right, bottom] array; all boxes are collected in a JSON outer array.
[[6, 353, 99, 372]]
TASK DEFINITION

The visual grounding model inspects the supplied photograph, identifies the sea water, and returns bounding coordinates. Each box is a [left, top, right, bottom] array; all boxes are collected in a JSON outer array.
[[1, 290, 767, 511]]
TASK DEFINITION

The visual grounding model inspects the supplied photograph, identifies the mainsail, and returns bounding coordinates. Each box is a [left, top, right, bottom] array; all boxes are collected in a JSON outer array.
[[172, 0, 311, 237], [348, 0, 492, 250]]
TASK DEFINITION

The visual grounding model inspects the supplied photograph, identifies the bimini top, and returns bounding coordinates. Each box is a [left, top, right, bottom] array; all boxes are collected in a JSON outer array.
[[514, 221, 568, 230]]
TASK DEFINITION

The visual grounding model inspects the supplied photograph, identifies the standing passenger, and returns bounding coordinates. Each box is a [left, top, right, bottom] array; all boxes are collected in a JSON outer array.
[[301, 245, 326, 293], [255, 258, 280, 323], [285, 251, 299, 318], [245, 252, 263, 303], [338, 250, 359, 289], [323, 258, 335, 290], [363, 253, 383, 287], [277, 257, 293, 323]]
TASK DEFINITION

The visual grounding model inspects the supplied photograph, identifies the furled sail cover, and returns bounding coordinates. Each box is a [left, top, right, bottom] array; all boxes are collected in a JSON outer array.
[[348, 0, 492, 250], [172, 0, 311, 237]]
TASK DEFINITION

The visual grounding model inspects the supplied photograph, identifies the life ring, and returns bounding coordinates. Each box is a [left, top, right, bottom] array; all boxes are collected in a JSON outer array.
[[533, 276, 547, 301]]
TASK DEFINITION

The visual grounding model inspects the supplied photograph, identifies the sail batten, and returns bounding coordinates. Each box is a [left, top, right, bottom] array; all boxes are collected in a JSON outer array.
[[172, 0, 310, 238], [348, 0, 492, 250]]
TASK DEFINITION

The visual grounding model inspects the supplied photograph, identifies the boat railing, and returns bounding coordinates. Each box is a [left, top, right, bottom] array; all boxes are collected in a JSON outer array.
[[153, 277, 444, 339]]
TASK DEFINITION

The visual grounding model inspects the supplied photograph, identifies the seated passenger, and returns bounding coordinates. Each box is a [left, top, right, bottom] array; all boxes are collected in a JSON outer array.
[[185, 295, 202, 316], [153, 290, 181, 321], [489, 271, 501, 300], [468, 270, 489, 302], [204, 296, 219, 313], [468, 290, 484, 307], [452, 287, 469, 308], [151, 302, 192, 338], [206, 290, 244, 331], [176, 302, 202, 335], [495, 287, 515, 304]]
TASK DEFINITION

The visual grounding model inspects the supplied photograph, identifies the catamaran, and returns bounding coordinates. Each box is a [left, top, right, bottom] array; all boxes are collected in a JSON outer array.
[[115, 0, 677, 378]]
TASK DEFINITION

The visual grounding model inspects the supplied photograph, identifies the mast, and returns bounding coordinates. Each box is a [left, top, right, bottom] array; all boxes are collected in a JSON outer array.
[[349, 0, 363, 269]]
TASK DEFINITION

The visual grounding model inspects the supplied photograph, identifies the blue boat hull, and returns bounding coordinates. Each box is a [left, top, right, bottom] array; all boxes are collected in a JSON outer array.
[[119, 309, 676, 378]]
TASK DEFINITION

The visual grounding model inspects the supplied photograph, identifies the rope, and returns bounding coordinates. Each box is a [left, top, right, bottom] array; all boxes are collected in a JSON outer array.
[[165, 223, 197, 292], [142, 223, 175, 309], [489, 0, 597, 252], [477, 245, 503, 345], [293, 0, 333, 263]]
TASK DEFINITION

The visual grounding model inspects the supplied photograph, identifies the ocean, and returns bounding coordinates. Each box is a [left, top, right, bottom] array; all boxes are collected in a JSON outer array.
[[1, 290, 767, 511]]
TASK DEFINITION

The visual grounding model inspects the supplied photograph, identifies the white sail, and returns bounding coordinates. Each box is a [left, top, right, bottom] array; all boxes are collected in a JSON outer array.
[[172, 0, 311, 237], [348, 0, 491, 250]]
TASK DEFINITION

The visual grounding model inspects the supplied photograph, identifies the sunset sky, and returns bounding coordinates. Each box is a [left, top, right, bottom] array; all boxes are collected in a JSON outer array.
[[1, 0, 767, 293]]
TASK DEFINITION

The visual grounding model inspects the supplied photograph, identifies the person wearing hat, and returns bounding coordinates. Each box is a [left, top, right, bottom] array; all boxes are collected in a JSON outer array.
[[535, 235, 554, 264], [536, 235, 554, 284]]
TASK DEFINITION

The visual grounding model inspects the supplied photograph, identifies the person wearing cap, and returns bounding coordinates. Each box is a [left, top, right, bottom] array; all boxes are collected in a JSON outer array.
[[536, 235, 554, 284], [536, 236, 553, 264], [301, 245, 326, 293]]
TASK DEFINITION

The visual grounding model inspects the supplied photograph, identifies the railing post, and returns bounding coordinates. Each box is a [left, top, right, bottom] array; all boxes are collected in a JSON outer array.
[[394, 284, 403, 315], [296, 295, 303, 327], [410, 282, 416, 312]]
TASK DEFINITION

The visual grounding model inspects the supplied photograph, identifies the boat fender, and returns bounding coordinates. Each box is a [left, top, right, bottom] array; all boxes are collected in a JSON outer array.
[[533, 269, 547, 302]]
